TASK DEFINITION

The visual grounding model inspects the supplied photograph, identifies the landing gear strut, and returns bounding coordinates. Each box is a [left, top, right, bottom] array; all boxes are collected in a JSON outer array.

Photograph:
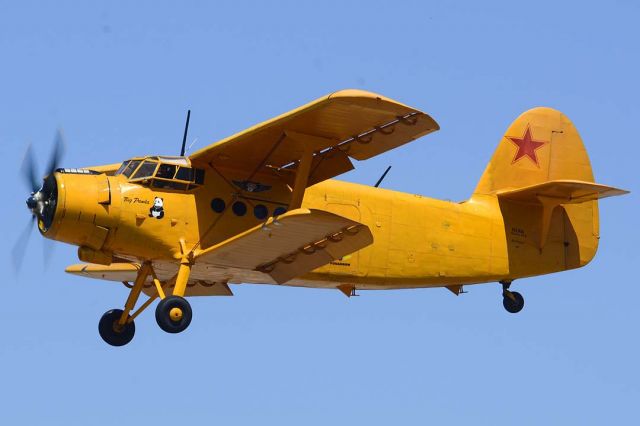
[[97, 258, 194, 346], [155, 256, 193, 333], [501, 280, 524, 314]]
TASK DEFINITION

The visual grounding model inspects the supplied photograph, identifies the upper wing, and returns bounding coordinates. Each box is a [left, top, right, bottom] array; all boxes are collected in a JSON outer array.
[[189, 89, 439, 186], [194, 208, 373, 284]]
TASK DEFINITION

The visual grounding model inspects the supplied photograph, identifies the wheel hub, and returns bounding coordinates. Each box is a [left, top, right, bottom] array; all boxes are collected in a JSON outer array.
[[169, 307, 183, 322], [111, 321, 124, 333]]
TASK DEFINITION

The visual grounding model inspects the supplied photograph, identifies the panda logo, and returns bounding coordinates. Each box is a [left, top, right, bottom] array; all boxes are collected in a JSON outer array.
[[149, 197, 165, 219]]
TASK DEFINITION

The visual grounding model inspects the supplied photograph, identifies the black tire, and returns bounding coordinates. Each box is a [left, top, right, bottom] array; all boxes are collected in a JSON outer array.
[[98, 309, 135, 346], [503, 291, 525, 314], [155, 296, 192, 333]]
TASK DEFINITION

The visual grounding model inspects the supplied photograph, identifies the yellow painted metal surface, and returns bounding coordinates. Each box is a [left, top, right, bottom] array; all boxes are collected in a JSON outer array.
[[54, 93, 627, 296], [194, 208, 372, 284], [189, 89, 439, 187], [496, 180, 628, 202]]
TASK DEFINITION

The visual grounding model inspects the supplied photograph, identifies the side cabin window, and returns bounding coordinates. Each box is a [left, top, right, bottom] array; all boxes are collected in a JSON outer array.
[[156, 164, 177, 179], [131, 160, 158, 179], [173, 166, 205, 185], [150, 163, 205, 191], [120, 158, 205, 191]]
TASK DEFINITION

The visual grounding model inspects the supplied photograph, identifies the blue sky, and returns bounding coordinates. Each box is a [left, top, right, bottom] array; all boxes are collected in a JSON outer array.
[[1, 1, 638, 424]]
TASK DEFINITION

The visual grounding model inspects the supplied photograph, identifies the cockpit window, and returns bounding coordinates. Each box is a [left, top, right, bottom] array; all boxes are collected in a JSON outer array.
[[156, 164, 177, 179], [175, 166, 193, 182], [122, 160, 141, 178], [194, 168, 205, 185], [172, 166, 205, 184], [115, 161, 130, 175], [131, 160, 158, 179], [120, 156, 205, 191]]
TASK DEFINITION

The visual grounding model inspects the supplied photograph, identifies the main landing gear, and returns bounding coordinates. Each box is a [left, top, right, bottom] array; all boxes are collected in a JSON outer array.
[[155, 295, 192, 333], [98, 259, 194, 346], [500, 280, 524, 314], [98, 309, 135, 346]]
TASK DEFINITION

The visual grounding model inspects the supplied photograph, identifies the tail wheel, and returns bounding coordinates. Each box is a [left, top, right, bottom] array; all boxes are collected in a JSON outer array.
[[503, 291, 525, 314], [98, 309, 135, 346], [155, 296, 192, 333]]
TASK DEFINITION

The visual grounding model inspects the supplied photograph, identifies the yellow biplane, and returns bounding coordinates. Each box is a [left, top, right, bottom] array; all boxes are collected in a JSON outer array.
[[19, 90, 628, 346]]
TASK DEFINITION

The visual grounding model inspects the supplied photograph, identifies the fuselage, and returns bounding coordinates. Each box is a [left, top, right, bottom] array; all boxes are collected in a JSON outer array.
[[43, 158, 596, 291], [302, 180, 507, 289]]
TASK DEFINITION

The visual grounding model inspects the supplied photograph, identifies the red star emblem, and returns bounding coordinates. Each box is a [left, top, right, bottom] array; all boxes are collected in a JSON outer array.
[[507, 125, 547, 167]]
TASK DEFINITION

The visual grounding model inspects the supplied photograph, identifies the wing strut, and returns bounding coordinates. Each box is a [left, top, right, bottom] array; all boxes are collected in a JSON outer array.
[[285, 131, 331, 209], [290, 147, 312, 209]]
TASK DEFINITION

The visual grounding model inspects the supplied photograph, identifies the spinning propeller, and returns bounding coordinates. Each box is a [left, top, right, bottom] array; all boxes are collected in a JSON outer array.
[[13, 130, 65, 271]]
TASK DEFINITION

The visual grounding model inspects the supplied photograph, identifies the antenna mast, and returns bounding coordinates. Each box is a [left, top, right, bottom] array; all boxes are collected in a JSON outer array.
[[374, 166, 392, 188], [180, 110, 191, 156]]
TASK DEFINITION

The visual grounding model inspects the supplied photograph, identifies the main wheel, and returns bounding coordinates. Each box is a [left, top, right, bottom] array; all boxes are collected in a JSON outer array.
[[503, 291, 525, 314], [155, 296, 192, 333], [98, 309, 135, 346]]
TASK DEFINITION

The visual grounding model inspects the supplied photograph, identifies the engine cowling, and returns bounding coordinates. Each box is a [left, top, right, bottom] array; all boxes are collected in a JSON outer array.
[[43, 170, 121, 257]]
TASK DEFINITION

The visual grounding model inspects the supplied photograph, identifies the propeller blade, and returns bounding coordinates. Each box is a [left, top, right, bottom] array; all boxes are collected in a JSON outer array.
[[11, 216, 36, 273], [45, 129, 65, 177], [20, 144, 40, 193], [42, 234, 56, 270]]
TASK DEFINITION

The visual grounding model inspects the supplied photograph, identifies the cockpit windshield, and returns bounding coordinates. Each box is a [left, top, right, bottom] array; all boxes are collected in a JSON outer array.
[[115, 161, 130, 175], [121, 160, 141, 178], [116, 156, 205, 191]]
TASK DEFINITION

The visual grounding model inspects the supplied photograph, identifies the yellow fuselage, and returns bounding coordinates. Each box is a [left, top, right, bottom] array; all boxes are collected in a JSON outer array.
[[45, 169, 596, 290]]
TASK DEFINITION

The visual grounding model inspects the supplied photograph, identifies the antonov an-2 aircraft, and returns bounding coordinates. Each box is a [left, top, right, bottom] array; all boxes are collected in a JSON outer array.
[[18, 90, 628, 346]]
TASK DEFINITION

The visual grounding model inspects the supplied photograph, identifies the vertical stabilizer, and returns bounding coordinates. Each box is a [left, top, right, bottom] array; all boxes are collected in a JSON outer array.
[[475, 107, 603, 274]]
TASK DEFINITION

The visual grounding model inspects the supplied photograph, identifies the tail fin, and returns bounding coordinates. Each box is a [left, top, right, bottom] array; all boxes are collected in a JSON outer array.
[[474, 107, 628, 275], [474, 107, 594, 194]]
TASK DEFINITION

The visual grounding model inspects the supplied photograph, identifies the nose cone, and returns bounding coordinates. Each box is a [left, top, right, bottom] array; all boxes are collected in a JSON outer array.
[[26, 195, 37, 210]]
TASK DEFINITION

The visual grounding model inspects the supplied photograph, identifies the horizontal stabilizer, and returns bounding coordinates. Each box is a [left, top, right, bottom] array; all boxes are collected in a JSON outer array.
[[195, 208, 373, 284], [497, 180, 629, 204], [498, 180, 628, 250]]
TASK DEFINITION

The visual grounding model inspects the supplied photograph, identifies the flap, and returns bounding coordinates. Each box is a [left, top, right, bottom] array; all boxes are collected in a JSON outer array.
[[189, 89, 439, 185], [194, 208, 373, 284], [497, 180, 629, 204]]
